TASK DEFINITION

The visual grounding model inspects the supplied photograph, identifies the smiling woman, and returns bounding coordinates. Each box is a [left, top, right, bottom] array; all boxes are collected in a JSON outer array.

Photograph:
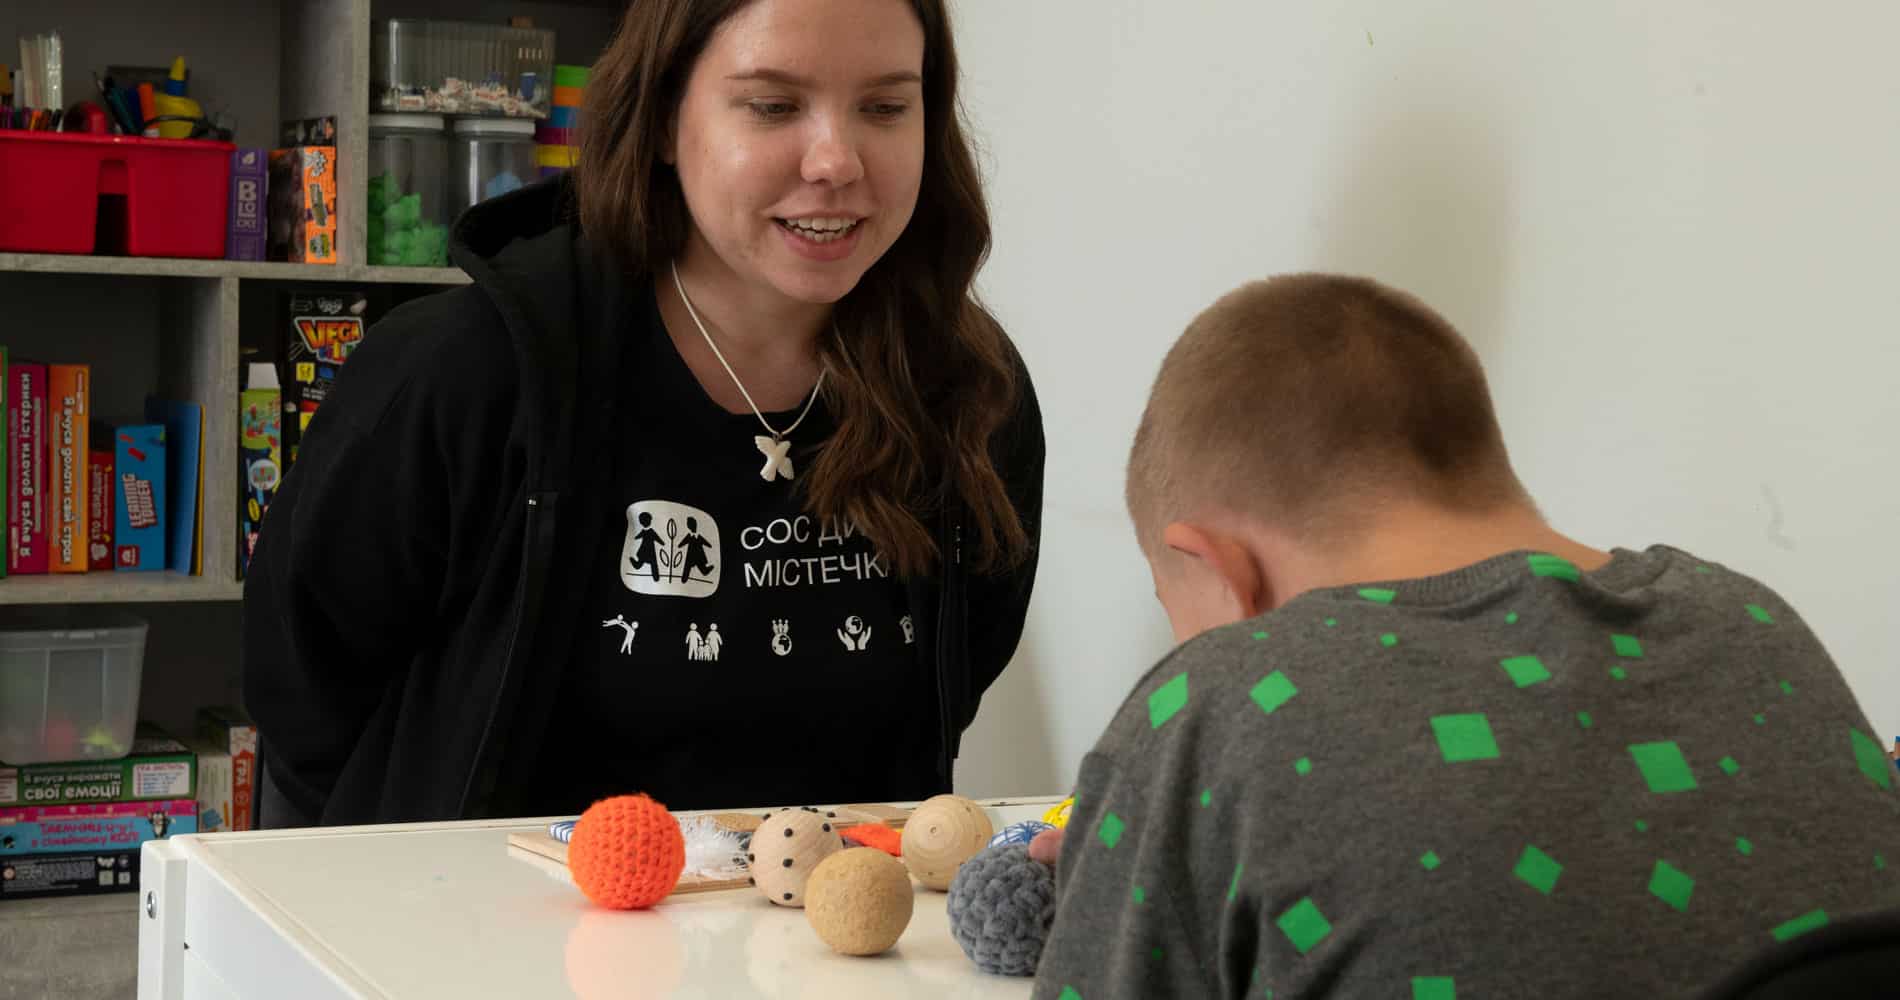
[[577, 0, 1026, 578], [671, 2, 927, 308], [243, 0, 1046, 829]]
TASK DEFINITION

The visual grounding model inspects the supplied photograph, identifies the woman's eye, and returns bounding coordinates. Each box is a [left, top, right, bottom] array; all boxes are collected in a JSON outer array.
[[865, 102, 910, 120], [748, 101, 797, 120]]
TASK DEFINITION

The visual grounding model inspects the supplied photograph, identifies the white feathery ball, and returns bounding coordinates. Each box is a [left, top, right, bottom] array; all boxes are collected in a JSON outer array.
[[678, 816, 749, 880]]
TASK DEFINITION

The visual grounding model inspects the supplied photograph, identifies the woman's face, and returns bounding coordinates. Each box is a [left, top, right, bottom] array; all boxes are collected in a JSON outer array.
[[668, 0, 927, 307]]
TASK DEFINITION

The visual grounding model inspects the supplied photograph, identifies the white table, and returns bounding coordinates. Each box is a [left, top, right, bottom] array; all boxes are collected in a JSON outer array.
[[137, 797, 1058, 999]]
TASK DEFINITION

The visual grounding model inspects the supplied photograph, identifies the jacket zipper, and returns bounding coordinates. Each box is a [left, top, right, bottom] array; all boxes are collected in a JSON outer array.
[[458, 492, 557, 816], [935, 517, 961, 786]]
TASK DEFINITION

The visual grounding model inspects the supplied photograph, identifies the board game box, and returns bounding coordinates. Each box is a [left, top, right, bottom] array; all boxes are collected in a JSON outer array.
[[0, 724, 196, 808], [267, 145, 337, 264], [196, 706, 256, 832], [0, 848, 141, 900], [279, 288, 369, 465], [0, 799, 197, 857]]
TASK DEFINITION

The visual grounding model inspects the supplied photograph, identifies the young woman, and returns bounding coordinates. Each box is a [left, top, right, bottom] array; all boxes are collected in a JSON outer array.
[[244, 0, 1043, 826]]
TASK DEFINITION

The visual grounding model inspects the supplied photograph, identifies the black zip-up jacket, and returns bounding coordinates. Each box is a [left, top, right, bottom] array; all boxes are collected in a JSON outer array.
[[242, 180, 1044, 826]]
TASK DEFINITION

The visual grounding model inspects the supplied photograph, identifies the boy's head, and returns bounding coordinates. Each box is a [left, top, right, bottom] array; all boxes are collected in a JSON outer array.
[[1127, 274, 1530, 640]]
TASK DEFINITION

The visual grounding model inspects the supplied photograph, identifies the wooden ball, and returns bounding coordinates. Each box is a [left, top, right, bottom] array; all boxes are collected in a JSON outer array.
[[749, 807, 843, 908], [805, 847, 914, 956], [900, 794, 994, 891]]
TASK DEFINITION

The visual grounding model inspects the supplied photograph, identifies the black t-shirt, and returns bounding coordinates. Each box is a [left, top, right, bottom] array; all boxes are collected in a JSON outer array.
[[531, 287, 925, 814]]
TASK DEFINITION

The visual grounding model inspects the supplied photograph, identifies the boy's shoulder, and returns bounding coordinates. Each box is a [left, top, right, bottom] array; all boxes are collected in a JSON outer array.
[[1090, 544, 1831, 762]]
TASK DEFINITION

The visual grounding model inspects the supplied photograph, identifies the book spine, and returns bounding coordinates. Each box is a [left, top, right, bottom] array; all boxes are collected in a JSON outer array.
[[48, 364, 89, 573], [87, 436, 114, 572], [113, 425, 165, 572], [8, 363, 49, 574], [229, 727, 256, 831], [1, 345, 7, 580]]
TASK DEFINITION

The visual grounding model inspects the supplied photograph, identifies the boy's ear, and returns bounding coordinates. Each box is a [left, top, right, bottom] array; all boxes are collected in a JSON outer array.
[[1161, 521, 1268, 618]]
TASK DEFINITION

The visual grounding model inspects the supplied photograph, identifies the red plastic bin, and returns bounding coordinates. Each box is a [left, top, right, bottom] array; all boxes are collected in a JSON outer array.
[[0, 131, 235, 258]]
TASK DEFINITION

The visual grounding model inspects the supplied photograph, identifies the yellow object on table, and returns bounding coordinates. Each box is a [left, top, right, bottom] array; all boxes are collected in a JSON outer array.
[[1042, 796, 1074, 828]]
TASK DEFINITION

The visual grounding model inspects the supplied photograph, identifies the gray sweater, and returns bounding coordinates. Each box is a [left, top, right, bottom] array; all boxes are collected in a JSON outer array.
[[1035, 546, 1899, 999]]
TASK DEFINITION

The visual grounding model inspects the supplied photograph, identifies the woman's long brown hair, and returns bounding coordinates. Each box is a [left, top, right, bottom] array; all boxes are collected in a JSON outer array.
[[573, 0, 1028, 578]]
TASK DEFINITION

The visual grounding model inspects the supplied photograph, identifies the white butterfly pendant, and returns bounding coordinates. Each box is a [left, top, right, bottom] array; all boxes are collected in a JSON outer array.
[[755, 435, 795, 482]]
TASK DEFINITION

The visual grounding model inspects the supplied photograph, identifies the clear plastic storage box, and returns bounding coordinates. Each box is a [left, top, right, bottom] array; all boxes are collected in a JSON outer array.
[[0, 609, 148, 765], [368, 113, 451, 266], [449, 118, 537, 220], [373, 19, 555, 119]]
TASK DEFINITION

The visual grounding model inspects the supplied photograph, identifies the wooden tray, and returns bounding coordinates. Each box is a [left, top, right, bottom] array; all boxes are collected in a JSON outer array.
[[505, 806, 912, 898]]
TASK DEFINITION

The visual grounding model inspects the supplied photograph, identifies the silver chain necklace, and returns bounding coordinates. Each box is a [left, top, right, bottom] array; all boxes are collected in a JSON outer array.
[[670, 260, 828, 483]]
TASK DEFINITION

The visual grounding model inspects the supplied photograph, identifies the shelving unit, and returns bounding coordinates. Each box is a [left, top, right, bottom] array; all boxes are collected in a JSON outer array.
[[0, 0, 618, 990], [0, 0, 616, 648], [0, 252, 470, 285], [0, 572, 245, 605], [0, 0, 611, 612], [1, 0, 614, 613], [0, 0, 489, 609], [2, 260, 465, 610]]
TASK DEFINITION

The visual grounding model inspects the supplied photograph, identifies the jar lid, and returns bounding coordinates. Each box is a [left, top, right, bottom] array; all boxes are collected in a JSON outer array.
[[453, 118, 538, 137], [369, 113, 446, 132]]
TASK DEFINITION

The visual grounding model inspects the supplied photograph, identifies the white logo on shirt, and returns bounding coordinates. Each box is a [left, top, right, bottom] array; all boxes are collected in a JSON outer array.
[[687, 622, 723, 661], [602, 615, 639, 655], [621, 501, 721, 597], [837, 615, 873, 652]]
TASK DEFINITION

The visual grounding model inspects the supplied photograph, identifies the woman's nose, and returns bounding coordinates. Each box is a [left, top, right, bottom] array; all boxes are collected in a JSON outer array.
[[802, 121, 865, 187]]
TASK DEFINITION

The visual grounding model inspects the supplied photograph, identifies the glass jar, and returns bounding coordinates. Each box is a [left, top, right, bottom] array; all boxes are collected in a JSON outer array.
[[366, 113, 450, 267], [449, 118, 538, 222]]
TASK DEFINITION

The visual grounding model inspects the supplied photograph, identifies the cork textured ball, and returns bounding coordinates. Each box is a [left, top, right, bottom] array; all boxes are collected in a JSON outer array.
[[901, 794, 994, 891], [749, 807, 844, 908], [567, 794, 685, 910], [804, 847, 915, 956]]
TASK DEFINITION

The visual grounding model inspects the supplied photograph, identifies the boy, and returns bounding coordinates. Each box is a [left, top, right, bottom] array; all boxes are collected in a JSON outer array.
[[1033, 275, 1899, 998]]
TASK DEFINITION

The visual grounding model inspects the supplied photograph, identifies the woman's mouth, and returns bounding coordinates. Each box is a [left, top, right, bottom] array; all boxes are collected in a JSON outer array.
[[775, 216, 861, 244]]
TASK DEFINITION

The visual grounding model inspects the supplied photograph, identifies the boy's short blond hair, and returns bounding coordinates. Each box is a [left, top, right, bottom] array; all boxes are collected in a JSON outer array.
[[1126, 274, 1527, 549]]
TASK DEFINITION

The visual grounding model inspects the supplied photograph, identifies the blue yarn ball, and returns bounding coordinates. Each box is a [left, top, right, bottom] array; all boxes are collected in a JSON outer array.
[[988, 819, 1054, 849], [945, 844, 1056, 976]]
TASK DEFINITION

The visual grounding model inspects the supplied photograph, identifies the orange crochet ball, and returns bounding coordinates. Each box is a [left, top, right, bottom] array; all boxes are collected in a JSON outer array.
[[568, 794, 686, 910]]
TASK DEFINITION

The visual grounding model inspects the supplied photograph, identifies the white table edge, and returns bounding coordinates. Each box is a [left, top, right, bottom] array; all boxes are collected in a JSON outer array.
[[138, 796, 1066, 999]]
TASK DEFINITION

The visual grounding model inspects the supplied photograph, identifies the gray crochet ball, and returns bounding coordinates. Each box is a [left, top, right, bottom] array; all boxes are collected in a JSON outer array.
[[945, 843, 1056, 976]]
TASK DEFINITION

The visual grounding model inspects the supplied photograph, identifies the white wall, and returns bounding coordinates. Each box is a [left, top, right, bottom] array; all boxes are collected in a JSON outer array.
[[950, 0, 1900, 796]]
